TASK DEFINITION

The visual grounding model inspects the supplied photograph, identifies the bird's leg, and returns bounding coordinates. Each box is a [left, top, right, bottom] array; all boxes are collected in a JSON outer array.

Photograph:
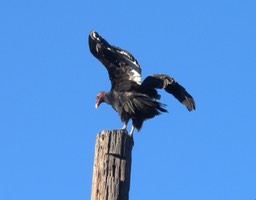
[[128, 125, 135, 137], [121, 122, 127, 131]]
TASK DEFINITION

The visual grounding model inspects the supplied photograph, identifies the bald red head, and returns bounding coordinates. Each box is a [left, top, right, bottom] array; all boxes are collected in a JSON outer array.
[[95, 91, 106, 108]]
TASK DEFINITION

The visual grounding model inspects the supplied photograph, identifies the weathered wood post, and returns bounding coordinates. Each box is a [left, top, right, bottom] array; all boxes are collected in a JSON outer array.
[[91, 130, 134, 200]]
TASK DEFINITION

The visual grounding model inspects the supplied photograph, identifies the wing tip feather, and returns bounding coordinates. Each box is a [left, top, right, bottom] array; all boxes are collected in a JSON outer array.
[[182, 96, 196, 111]]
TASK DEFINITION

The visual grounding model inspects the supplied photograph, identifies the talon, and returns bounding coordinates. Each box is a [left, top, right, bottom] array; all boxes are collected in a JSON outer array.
[[129, 125, 135, 136]]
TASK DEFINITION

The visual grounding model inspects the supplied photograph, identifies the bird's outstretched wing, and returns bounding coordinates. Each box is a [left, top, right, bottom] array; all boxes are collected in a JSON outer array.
[[142, 74, 196, 111], [89, 31, 141, 92]]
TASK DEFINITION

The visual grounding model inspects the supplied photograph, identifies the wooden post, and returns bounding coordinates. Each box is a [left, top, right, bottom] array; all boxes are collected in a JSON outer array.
[[91, 130, 134, 200]]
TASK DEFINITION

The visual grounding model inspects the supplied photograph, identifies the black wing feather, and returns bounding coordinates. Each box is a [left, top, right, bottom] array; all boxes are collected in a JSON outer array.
[[142, 74, 196, 111], [89, 31, 141, 92]]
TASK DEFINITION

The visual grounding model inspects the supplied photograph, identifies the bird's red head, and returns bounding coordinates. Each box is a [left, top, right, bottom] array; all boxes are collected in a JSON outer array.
[[95, 91, 106, 109]]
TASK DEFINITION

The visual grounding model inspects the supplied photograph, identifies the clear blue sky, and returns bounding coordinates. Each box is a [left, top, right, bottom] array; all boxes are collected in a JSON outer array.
[[1, 0, 255, 199]]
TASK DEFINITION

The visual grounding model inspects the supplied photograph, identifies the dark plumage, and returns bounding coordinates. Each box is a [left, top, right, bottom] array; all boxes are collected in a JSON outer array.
[[89, 31, 195, 135]]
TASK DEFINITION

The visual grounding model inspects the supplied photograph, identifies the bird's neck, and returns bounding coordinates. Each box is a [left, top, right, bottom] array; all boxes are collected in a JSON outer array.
[[103, 92, 112, 105], [104, 91, 121, 109]]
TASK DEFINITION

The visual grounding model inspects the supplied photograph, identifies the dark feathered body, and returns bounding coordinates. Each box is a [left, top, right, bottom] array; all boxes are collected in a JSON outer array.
[[104, 89, 167, 131], [89, 31, 195, 135]]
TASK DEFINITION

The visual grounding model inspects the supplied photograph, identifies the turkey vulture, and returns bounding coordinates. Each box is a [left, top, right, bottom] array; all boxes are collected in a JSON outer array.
[[89, 30, 195, 136]]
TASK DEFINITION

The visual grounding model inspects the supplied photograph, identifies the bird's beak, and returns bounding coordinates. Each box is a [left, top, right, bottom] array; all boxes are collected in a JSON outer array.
[[95, 103, 99, 109], [95, 100, 100, 109]]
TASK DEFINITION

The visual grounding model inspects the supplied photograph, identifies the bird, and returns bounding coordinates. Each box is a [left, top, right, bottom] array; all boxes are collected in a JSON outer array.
[[89, 30, 195, 136]]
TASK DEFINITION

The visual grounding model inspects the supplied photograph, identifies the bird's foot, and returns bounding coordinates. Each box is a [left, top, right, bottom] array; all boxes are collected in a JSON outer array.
[[121, 123, 127, 130], [128, 125, 135, 137]]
